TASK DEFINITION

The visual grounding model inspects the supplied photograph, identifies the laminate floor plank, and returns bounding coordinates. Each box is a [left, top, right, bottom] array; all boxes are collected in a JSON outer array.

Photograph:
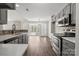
[[24, 36, 56, 56]]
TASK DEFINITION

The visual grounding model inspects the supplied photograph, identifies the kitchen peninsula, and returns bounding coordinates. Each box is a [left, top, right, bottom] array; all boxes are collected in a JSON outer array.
[[0, 44, 28, 56], [0, 32, 28, 44]]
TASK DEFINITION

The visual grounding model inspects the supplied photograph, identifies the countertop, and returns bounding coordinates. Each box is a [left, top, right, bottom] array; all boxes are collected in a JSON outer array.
[[62, 37, 75, 43], [0, 33, 27, 42], [51, 33, 75, 43], [0, 44, 28, 56]]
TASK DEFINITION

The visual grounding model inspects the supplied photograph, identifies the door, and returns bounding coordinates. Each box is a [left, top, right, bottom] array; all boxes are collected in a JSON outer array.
[[28, 24, 40, 35], [28, 23, 48, 36]]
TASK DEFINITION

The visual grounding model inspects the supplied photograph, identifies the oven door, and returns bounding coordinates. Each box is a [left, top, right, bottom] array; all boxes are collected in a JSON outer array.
[[51, 35, 62, 56]]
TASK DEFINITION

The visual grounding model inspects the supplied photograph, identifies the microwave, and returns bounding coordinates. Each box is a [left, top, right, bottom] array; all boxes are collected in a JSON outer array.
[[57, 14, 71, 26]]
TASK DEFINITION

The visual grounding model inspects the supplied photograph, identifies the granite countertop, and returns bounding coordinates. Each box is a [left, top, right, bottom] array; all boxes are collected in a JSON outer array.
[[0, 33, 28, 42], [51, 33, 75, 43], [62, 37, 75, 43], [0, 44, 28, 56]]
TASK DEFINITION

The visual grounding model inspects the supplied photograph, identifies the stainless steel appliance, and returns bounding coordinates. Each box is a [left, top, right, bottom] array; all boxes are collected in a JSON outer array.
[[51, 34, 62, 56], [57, 14, 75, 27]]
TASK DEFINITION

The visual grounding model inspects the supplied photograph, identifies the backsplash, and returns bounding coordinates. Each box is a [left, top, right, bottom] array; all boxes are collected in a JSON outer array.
[[55, 25, 75, 33], [0, 30, 28, 35], [63, 27, 75, 33]]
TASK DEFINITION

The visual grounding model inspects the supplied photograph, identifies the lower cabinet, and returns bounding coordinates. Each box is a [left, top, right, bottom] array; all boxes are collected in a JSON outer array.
[[2, 33, 28, 44], [50, 34, 75, 56], [62, 39, 75, 56], [18, 34, 23, 44], [18, 34, 28, 44]]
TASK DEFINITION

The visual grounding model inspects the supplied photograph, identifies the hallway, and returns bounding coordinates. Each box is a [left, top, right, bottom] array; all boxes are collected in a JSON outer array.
[[24, 36, 56, 56]]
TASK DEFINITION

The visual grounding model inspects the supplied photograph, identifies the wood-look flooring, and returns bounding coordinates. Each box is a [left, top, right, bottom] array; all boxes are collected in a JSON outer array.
[[24, 36, 56, 56]]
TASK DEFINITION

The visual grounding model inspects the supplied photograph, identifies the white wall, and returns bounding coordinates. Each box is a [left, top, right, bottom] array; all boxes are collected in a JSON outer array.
[[3, 21, 21, 30], [21, 21, 28, 30], [76, 3, 79, 56], [48, 19, 51, 38], [40, 23, 48, 36], [2, 17, 29, 30]]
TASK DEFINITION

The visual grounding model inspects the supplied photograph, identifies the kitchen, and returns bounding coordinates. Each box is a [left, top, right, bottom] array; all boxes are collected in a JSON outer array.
[[0, 3, 76, 56], [49, 3, 76, 56]]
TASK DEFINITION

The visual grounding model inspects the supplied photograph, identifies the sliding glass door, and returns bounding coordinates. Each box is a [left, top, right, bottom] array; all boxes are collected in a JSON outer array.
[[29, 24, 40, 35], [28, 22, 48, 36]]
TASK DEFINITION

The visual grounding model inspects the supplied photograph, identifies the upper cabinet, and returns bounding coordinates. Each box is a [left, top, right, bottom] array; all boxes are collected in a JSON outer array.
[[0, 3, 16, 24], [0, 3, 15, 10], [63, 4, 71, 15], [0, 9, 7, 24], [71, 3, 76, 25], [55, 3, 76, 27]]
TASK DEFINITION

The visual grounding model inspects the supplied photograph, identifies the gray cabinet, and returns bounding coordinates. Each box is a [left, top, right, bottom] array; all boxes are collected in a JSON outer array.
[[15, 34, 28, 44], [0, 9, 7, 24], [18, 34, 23, 44], [63, 4, 71, 15], [0, 33, 28, 44], [56, 3, 76, 26], [0, 3, 15, 10], [71, 3, 76, 24], [62, 39, 75, 56], [18, 34, 28, 44], [22, 34, 28, 44], [0, 3, 16, 24]]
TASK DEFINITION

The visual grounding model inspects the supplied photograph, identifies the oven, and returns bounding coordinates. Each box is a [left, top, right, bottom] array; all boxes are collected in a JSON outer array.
[[51, 34, 62, 56], [57, 14, 71, 27]]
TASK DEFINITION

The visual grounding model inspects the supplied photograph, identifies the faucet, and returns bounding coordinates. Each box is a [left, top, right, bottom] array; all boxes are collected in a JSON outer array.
[[12, 24, 16, 34]]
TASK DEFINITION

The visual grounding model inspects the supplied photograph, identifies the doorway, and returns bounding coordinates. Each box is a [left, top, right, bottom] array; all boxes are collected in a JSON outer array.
[[28, 23, 40, 36], [28, 22, 48, 36]]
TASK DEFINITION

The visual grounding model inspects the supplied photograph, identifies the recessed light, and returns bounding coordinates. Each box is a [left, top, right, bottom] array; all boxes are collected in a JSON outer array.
[[16, 4, 20, 7], [26, 8, 29, 11]]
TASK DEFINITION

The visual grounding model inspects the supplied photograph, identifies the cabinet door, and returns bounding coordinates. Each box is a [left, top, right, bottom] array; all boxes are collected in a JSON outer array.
[[0, 3, 15, 9], [6, 3, 15, 10], [23, 34, 26, 44], [62, 39, 75, 56], [0, 9, 7, 24], [18, 35, 23, 44], [71, 3, 76, 24], [65, 4, 71, 15], [23, 34, 28, 44]]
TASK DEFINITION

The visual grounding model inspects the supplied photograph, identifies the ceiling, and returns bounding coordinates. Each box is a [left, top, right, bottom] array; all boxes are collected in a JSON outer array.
[[8, 3, 67, 21]]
